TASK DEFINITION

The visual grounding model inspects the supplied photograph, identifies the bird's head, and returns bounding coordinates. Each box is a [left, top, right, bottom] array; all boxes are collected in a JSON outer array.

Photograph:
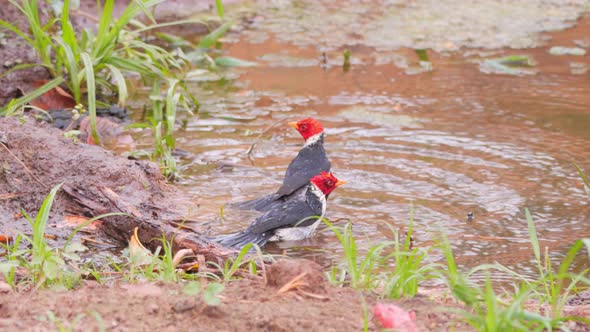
[[310, 172, 345, 196], [288, 118, 324, 141]]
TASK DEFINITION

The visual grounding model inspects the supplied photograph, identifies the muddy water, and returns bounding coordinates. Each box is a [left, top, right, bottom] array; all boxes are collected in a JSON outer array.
[[133, 2, 590, 280]]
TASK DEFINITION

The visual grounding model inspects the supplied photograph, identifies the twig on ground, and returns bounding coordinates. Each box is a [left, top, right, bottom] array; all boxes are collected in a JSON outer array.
[[276, 272, 308, 295], [0, 142, 47, 189]]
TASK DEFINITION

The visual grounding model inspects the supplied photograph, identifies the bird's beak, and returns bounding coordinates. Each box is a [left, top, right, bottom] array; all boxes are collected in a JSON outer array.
[[335, 180, 346, 187], [288, 121, 299, 129]]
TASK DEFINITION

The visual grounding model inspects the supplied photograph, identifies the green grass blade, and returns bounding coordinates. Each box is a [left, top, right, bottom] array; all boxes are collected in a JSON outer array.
[[55, 38, 81, 102], [32, 183, 63, 257], [225, 243, 252, 281], [81, 52, 100, 144], [165, 78, 180, 139], [60, 0, 77, 50], [93, 0, 114, 58], [197, 21, 232, 49], [214, 56, 257, 67], [104, 64, 128, 106], [0, 77, 65, 116], [64, 212, 129, 249], [525, 208, 542, 272], [215, 0, 225, 18], [131, 0, 157, 24], [573, 163, 590, 194], [0, 19, 34, 45], [0, 63, 47, 80], [133, 19, 206, 34]]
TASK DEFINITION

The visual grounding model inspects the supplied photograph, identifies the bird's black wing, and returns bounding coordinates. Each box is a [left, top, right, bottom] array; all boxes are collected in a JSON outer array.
[[275, 144, 331, 197], [247, 187, 322, 234]]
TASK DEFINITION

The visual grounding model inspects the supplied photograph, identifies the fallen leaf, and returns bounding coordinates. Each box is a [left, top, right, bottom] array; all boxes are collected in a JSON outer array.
[[172, 248, 194, 268], [79, 116, 135, 149], [43, 234, 57, 240], [0, 234, 13, 242], [29, 80, 76, 110], [62, 215, 99, 230], [128, 227, 152, 265]]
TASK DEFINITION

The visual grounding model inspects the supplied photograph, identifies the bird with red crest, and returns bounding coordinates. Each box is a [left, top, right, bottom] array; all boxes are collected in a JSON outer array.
[[215, 172, 345, 248], [230, 117, 331, 212]]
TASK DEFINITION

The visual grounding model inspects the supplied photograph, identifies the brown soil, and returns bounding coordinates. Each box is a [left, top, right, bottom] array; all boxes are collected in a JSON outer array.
[[0, 115, 168, 235], [0, 116, 236, 264], [0, 273, 460, 332]]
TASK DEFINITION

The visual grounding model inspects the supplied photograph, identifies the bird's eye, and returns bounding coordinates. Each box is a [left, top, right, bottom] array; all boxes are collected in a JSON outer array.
[[325, 179, 334, 187], [300, 124, 308, 131]]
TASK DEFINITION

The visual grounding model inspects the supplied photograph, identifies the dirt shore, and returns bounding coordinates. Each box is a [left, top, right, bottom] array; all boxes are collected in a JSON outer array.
[[0, 276, 464, 332]]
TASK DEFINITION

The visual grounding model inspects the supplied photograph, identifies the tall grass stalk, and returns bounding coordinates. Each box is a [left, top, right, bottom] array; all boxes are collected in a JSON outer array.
[[324, 219, 388, 289], [208, 243, 254, 282], [382, 209, 437, 298], [526, 208, 590, 318]]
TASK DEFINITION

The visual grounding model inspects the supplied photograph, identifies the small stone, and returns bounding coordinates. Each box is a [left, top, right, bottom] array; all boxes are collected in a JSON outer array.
[[172, 300, 196, 313]]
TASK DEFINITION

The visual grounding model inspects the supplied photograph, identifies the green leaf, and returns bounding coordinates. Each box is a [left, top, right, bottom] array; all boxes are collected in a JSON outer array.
[[64, 242, 87, 253], [43, 255, 64, 279], [215, 0, 225, 18], [0, 77, 65, 116], [214, 56, 257, 67], [105, 64, 128, 106], [525, 208, 541, 269], [32, 184, 63, 258], [55, 38, 80, 102], [415, 49, 429, 62], [207, 282, 225, 295], [0, 261, 20, 274], [573, 162, 590, 195], [61, 251, 80, 261], [203, 283, 225, 306], [197, 21, 232, 49], [182, 281, 201, 296], [582, 239, 590, 259], [0, 19, 34, 45], [81, 52, 100, 144]]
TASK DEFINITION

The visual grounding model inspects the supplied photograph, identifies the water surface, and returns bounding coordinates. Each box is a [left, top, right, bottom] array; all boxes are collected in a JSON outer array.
[[131, 1, 590, 280]]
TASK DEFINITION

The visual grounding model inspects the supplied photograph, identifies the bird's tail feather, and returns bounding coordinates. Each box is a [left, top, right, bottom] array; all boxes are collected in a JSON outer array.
[[210, 230, 271, 249], [226, 193, 280, 212]]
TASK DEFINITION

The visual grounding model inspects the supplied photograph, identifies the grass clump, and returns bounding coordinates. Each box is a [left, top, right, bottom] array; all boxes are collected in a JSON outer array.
[[2, 0, 194, 139], [325, 206, 438, 298], [0, 184, 89, 289], [0, 0, 242, 178], [324, 204, 590, 331]]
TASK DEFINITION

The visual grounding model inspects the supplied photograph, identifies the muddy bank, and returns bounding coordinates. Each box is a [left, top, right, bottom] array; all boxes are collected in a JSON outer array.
[[0, 116, 232, 261], [0, 277, 461, 332]]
